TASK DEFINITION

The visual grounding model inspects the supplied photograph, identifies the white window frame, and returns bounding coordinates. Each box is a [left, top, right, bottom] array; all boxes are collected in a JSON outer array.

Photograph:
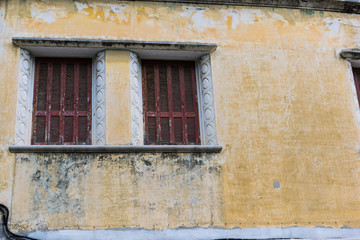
[[129, 52, 218, 145], [14, 48, 106, 145]]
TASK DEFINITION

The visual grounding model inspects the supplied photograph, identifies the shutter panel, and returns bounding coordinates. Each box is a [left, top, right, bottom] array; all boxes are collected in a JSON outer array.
[[33, 58, 92, 145], [37, 63, 48, 111], [65, 64, 74, 111], [51, 63, 61, 111], [35, 116, 46, 143], [143, 61, 200, 144], [64, 116, 73, 143]]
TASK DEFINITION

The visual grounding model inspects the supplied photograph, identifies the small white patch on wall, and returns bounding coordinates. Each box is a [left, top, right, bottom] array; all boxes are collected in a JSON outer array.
[[324, 17, 341, 36], [220, 9, 240, 29], [90, 3, 128, 22], [74, 2, 89, 15], [268, 12, 288, 24], [108, 4, 127, 14], [240, 9, 265, 25], [181, 6, 215, 33], [31, 5, 66, 24]]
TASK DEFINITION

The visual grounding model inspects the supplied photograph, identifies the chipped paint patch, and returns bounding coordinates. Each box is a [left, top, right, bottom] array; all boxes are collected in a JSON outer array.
[[30, 5, 66, 24], [74, 2, 89, 15], [268, 12, 288, 24], [220, 9, 240, 29], [180, 6, 215, 32], [240, 9, 265, 25], [324, 17, 341, 35]]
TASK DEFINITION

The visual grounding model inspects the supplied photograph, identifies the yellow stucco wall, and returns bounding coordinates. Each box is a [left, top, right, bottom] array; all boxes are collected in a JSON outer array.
[[105, 50, 131, 145], [1, 0, 360, 232]]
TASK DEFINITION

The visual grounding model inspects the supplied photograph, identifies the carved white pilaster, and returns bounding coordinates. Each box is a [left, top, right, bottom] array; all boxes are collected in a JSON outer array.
[[130, 52, 144, 145], [198, 54, 217, 145], [93, 51, 106, 145], [15, 49, 33, 145]]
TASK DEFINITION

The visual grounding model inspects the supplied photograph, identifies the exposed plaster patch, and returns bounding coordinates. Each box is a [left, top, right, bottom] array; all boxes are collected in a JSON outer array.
[[220, 9, 240, 29], [239, 9, 265, 25], [180, 6, 215, 32], [324, 17, 341, 35], [268, 12, 288, 24], [108, 4, 128, 14], [91, 3, 128, 22], [30, 6, 66, 24], [74, 2, 89, 15], [74, 2, 128, 21]]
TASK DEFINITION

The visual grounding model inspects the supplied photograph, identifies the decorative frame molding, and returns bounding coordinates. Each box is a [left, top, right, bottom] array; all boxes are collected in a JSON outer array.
[[14, 48, 106, 145], [130, 52, 143, 145], [197, 54, 217, 145], [340, 49, 360, 126], [15, 49, 34, 145], [130, 52, 218, 145], [93, 51, 106, 145]]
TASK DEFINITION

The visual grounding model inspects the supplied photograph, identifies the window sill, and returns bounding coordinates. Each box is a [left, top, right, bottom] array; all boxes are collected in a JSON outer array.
[[9, 145, 222, 153]]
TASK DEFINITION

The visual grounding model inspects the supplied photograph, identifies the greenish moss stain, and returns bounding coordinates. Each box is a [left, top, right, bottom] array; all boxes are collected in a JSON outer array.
[[14, 152, 223, 230], [300, 9, 315, 16]]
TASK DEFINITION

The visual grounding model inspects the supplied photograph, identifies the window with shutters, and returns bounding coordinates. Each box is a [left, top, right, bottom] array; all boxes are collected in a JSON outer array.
[[353, 68, 360, 106], [32, 58, 92, 145], [142, 60, 200, 145]]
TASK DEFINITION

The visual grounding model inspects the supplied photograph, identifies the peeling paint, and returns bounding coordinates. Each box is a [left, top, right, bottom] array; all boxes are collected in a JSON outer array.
[[1, 0, 360, 234], [324, 17, 342, 35], [74, 2, 89, 15], [239, 9, 265, 25], [12, 153, 223, 230]]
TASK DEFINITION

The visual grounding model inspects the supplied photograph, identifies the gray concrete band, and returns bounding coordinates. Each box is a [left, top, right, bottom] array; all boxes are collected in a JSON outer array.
[[12, 37, 217, 52], [9, 145, 222, 153]]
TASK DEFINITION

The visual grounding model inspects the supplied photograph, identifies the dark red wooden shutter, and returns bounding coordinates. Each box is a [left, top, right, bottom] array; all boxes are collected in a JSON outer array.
[[143, 61, 200, 145], [32, 58, 92, 145]]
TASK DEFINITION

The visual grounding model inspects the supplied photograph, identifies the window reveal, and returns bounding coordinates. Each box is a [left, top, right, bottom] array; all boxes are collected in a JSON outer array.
[[353, 68, 360, 106], [142, 61, 200, 144], [32, 58, 92, 145]]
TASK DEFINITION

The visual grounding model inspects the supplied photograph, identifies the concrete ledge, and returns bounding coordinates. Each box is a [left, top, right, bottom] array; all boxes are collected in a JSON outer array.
[[136, 0, 360, 14], [26, 227, 360, 240], [340, 49, 360, 60], [8, 145, 222, 153], [12, 38, 217, 52]]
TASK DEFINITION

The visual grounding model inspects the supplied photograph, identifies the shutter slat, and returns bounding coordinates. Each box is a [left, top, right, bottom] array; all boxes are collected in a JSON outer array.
[[160, 117, 170, 144], [50, 116, 60, 143], [159, 65, 169, 112], [37, 63, 48, 111], [64, 116, 73, 143], [65, 63, 74, 111], [78, 116, 87, 143]]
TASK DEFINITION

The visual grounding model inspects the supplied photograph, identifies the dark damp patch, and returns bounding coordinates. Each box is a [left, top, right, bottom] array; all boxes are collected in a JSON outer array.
[[300, 9, 315, 15]]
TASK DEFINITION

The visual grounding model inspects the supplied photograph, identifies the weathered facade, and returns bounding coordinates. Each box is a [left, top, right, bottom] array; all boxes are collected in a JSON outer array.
[[1, 0, 360, 239]]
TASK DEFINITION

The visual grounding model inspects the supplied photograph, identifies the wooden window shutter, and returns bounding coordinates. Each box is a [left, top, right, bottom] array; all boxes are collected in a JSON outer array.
[[142, 61, 200, 145], [32, 58, 92, 145]]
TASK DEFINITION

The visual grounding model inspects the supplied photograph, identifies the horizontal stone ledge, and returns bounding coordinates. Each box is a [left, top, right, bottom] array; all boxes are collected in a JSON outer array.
[[136, 0, 360, 14], [12, 37, 217, 52], [340, 49, 360, 60], [9, 145, 222, 153]]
